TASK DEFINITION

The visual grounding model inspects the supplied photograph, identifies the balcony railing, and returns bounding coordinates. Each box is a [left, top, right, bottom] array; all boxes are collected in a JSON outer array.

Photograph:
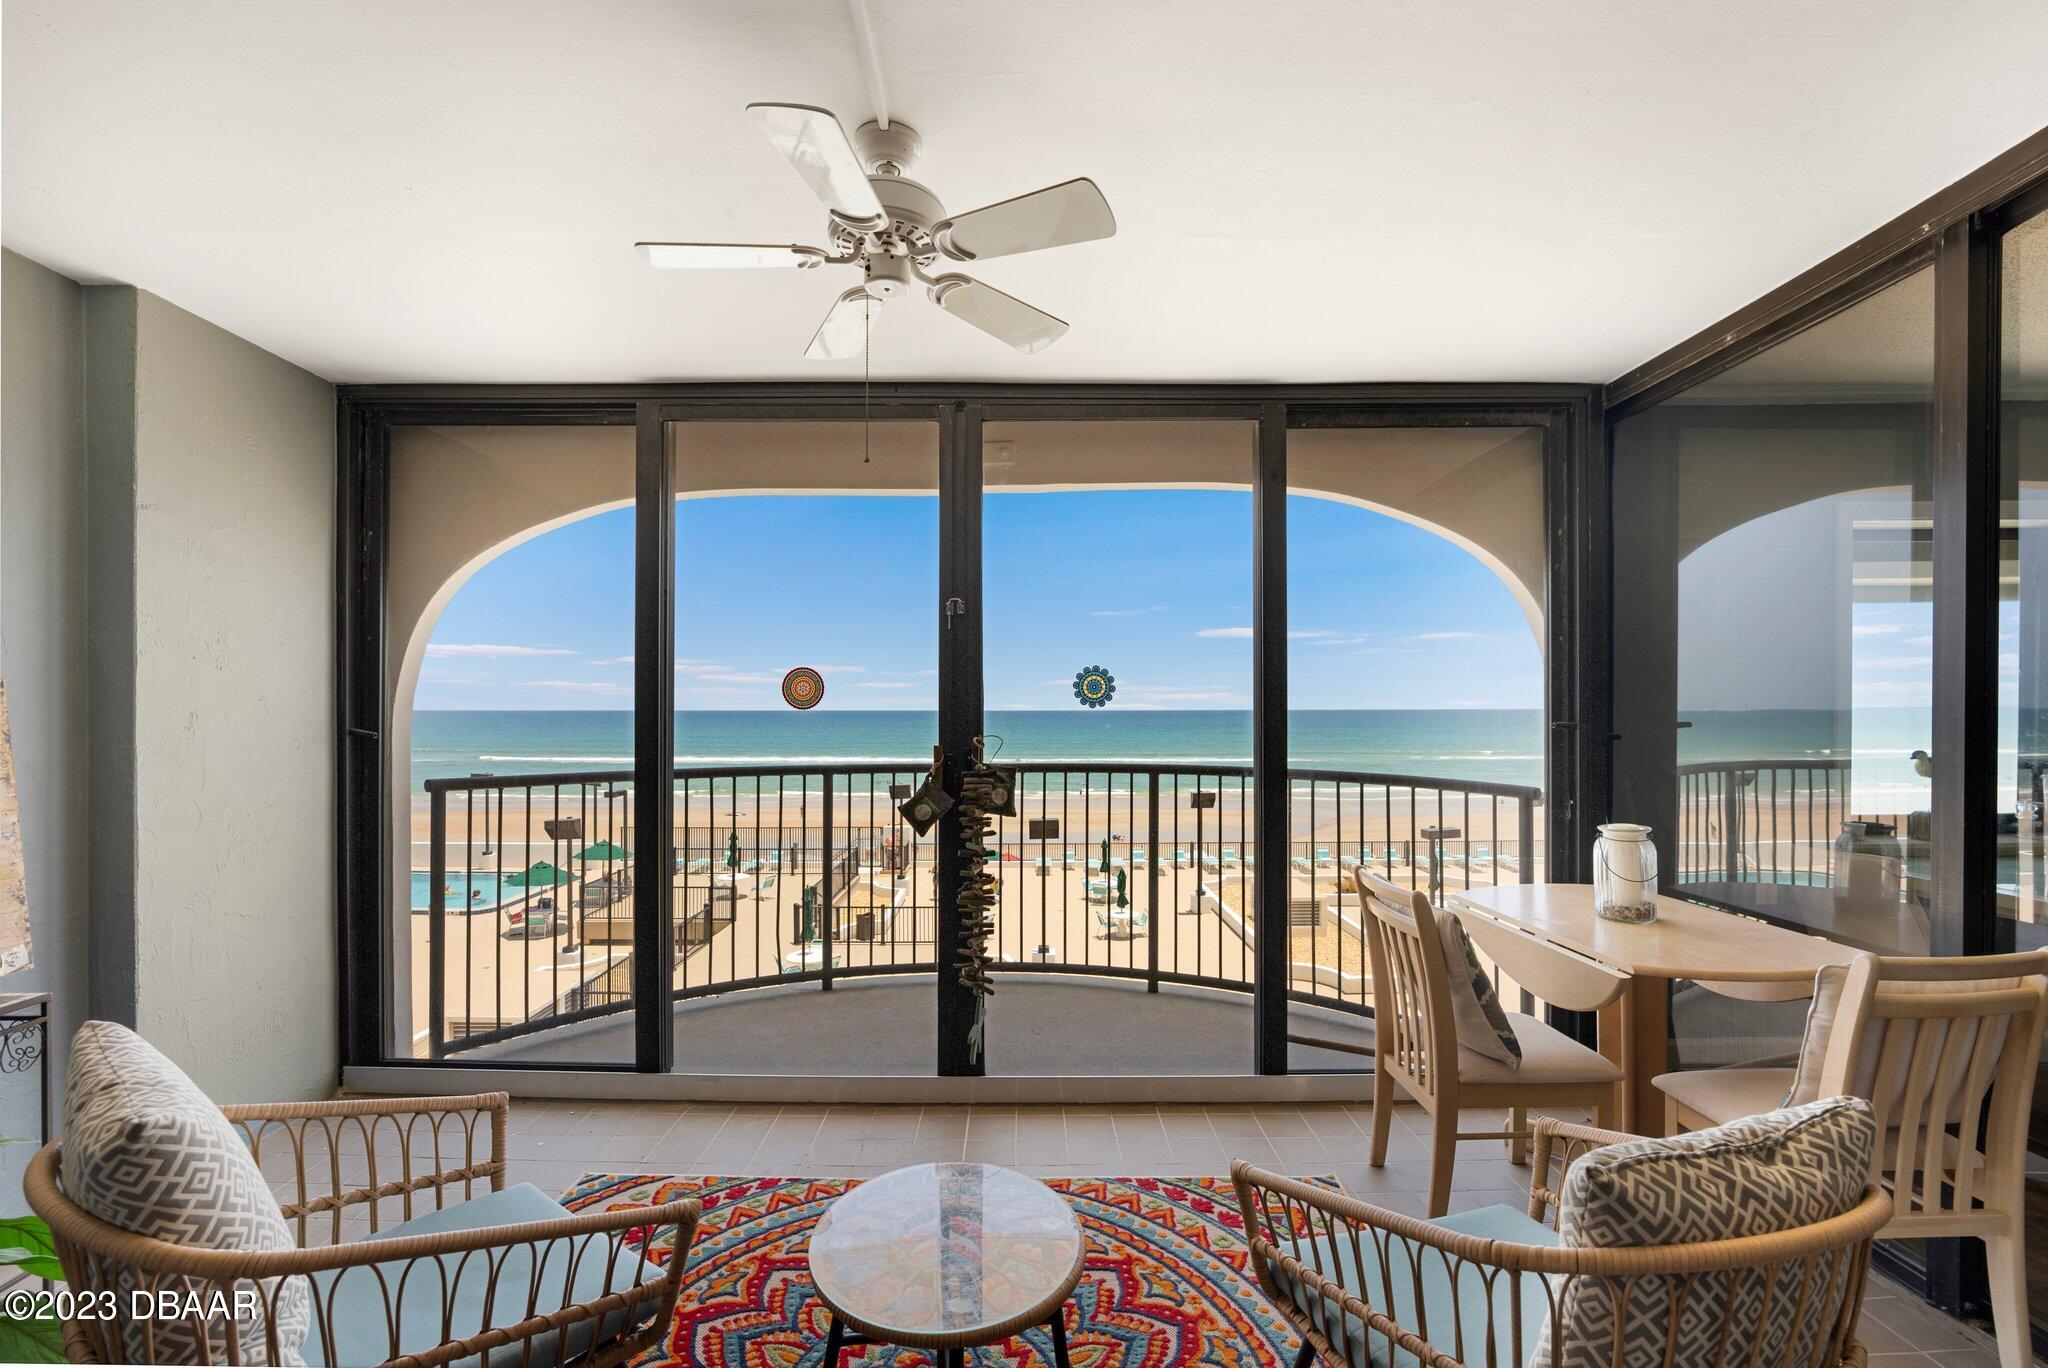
[[414, 763, 1543, 1059], [1673, 758, 1910, 888]]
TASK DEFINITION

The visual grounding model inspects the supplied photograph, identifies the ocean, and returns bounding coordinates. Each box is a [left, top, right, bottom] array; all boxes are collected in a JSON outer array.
[[409, 707, 1950, 810]]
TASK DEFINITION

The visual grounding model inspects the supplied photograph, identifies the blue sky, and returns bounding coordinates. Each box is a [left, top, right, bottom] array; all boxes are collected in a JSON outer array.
[[413, 491, 1543, 710]]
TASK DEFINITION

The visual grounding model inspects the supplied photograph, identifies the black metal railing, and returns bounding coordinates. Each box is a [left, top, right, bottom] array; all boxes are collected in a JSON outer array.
[[416, 762, 1543, 1058], [1673, 759, 1910, 888]]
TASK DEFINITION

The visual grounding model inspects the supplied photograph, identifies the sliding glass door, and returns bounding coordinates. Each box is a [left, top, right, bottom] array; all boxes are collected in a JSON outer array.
[[665, 417, 940, 1074], [977, 418, 1258, 1074]]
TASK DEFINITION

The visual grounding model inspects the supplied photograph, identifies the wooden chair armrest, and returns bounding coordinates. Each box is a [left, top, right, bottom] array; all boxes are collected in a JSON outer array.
[[1526, 1116, 1638, 1225], [31, 1131, 697, 1368], [220, 1094, 509, 1243]]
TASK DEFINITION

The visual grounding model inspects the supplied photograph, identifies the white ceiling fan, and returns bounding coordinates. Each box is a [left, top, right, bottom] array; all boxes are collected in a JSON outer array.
[[636, 104, 1115, 359]]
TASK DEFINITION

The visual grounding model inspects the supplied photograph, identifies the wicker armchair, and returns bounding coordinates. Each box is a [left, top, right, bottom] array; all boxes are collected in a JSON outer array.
[[1233, 1117, 1893, 1368], [26, 1092, 698, 1367]]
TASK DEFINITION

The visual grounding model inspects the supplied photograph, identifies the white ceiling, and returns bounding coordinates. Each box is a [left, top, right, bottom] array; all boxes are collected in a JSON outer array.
[[6, 1, 2048, 386]]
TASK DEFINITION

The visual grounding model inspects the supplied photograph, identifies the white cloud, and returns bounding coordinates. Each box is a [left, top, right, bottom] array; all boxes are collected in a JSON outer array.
[[1413, 631, 1477, 641], [689, 670, 777, 685], [816, 665, 868, 674], [1196, 626, 1253, 639], [590, 655, 634, 666], [1288, 629, 1339, 639], [518, 679, 630, 696], [1091, 606, 1165, 617], [428, 643, 574, 658], [1133, 689, 1250, 704], [1852, 625, 1901, 637], [1306, 634, 1372, 647]]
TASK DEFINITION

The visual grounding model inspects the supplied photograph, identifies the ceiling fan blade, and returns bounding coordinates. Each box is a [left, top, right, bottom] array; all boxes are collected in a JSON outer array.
[[928, 275, 1069, 354], [933, 178, 1115, 261], [806, 286, 883, 361], [747, 103, 886, 228], [637, 242, 829, 269]]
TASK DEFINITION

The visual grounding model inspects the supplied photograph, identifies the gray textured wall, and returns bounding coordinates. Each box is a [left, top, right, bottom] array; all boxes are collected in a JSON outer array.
[[3, 254, 339, 1107], [0, 249, 91, 1137], [119, 289, 337, 1101]]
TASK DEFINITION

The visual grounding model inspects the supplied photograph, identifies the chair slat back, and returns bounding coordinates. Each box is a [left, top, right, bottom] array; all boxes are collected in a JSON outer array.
[[1817, 951, 2048, 1224], [1355, 871, 1455, 1101]]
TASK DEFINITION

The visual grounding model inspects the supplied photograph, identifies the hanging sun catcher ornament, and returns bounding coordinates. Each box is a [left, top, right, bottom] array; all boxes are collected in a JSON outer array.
[[781, 666, 824, 710], [1073, 666, 1115, 709]]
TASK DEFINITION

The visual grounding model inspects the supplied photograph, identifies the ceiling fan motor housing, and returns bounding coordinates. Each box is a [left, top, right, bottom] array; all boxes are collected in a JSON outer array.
[[829, 168, 945, 297]]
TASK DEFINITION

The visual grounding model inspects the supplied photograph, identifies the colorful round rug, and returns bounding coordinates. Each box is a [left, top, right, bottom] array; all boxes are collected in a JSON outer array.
[[562, 1172, 1305, 1367]]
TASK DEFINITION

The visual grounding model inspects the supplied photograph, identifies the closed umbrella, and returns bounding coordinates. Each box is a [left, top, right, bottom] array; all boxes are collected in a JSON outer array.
[[1099, 837, 1112, 875], [726, 832, 741, 871]]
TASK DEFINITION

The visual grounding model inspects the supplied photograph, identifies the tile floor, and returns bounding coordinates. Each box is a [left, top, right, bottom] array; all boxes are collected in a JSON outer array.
[[298, 1097, 2022, 1363]]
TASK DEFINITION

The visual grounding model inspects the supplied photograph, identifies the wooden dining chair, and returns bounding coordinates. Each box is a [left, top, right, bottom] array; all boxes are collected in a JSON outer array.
[[1657, 949, 2048, 1368], [1356, 871, 1623, 1217]]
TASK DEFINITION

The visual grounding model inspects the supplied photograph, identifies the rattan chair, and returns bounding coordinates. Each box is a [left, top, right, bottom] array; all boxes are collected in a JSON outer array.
[[26, 1092, 698, 1367], [1235, 1117, 1893, 1368], [1657, 950, 2048, 1368], [1356, 871, 1622, 1216]]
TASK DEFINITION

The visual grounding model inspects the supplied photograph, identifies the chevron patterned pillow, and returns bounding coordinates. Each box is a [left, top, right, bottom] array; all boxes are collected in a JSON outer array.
[[1535, 1095, 1877, 1368], [61, 1020, 309, 1366]]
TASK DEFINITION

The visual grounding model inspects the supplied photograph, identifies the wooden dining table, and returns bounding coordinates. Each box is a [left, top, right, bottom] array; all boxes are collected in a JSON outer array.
[[1447, 883, 1863, 1135]]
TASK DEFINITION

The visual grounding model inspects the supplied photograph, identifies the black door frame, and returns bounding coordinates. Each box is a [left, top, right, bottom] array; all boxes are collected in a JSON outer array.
[[335, 383, 1602, 1080]]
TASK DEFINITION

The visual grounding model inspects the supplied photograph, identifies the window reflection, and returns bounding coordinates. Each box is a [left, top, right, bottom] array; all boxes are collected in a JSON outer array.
[[1612, 268, 1936, 1065]]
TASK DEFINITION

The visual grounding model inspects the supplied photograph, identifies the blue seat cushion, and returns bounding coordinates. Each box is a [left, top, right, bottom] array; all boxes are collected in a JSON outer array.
[[1272, 1203, 1557, 1368], [303, 1183, 644, 1368]]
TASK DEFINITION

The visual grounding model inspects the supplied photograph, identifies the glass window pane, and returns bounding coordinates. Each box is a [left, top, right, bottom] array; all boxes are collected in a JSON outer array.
[[389, 424, 637, 1064], [1995, 206, 2048, 1333], [1283, 427, 1547, 1044], [980, 419, 1258, 1073], [669, 420, 939, 1075], [1612, 266, 1935, 1069]]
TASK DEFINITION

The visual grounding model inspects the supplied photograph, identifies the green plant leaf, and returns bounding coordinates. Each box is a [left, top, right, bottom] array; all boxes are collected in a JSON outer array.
[[0, 1307, 65, 1364], [0, 1217, 63, 1281]]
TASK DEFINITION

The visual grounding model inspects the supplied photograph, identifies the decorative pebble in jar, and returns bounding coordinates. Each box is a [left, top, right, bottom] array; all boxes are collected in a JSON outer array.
[[1593, 823, 1658, 923]]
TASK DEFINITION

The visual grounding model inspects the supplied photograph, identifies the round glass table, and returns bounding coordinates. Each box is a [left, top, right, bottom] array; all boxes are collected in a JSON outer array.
[[809, 1162, 1084, 1367]]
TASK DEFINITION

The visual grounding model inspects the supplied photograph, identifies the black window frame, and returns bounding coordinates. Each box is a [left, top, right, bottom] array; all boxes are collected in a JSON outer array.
[[335, 385, 1603, 1078]]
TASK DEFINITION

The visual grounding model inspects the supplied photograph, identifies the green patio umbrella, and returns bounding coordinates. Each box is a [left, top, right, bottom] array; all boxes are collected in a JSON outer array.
[[573, 841, 630, 863], [1099, 837, 1112, 875], [506, 860, 569, 888], [1115, 868, 1129, 909], [725, 832, 741, 871], [798, 886, 818, 942]]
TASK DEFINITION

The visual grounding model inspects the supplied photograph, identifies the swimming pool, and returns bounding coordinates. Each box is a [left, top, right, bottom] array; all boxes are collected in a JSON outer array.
[[409, 871, 522, 913]]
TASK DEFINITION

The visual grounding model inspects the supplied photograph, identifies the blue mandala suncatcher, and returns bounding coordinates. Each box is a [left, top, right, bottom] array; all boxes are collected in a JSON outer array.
[[1073, 666, 1116, 708]]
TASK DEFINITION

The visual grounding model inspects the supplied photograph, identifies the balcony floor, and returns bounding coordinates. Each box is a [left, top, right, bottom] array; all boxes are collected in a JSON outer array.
[[465, 974, 1372, 1077]]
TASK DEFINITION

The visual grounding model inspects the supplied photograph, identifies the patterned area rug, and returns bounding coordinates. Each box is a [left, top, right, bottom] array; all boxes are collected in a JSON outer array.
[[562, 1173, 1309, 1367]]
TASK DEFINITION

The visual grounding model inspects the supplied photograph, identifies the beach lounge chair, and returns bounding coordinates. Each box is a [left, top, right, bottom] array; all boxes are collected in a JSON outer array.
[[1497, 853, 1519, 872], [1084, 877, 1110, 903], [1315, 845, 1333, 866], [1173, 846, 1190, 868], [1291, 856, 1314, 874], [688, 856, 710, 873], [1200, 852, 1220, 871], [1222, 847, 1240, 867], [1063, 850, 1078, 868], [1094, 906, 1148, 939], [1132, 850, 1148, 869]]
